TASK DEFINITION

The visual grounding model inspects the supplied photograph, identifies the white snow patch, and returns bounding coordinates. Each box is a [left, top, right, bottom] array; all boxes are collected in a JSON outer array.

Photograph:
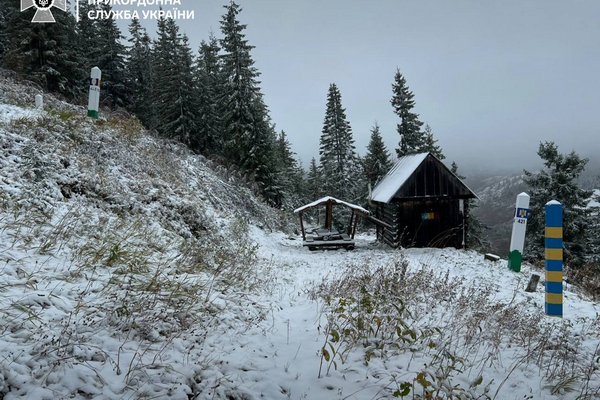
[[0, 103, 43, 123]]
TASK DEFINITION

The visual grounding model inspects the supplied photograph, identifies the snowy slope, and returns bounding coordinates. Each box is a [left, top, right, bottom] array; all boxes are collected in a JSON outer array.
[[1, 76, 599, 399]]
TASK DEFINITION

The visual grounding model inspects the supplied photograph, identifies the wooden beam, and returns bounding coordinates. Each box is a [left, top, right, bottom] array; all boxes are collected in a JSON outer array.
[[364, 215, 393, 230], [351, 212, 359, 239], [325, 200, 333, 230], [299, 212, 306, 240]]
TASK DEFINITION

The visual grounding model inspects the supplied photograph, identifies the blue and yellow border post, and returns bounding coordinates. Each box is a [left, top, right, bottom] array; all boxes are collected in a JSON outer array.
[[545, 200, 563, 317]]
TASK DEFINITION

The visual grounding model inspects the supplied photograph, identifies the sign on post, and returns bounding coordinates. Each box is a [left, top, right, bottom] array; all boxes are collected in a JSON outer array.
[[508, 192, 530, 272], [545, 200, 563, 317], [87, 67, 101, 119]]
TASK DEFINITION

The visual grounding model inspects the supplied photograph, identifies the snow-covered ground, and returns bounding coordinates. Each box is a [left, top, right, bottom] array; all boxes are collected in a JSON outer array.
[[1, 84, 600, 399]]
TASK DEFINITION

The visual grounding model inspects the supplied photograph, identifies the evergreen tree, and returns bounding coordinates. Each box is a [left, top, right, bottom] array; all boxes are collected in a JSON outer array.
[[421, 124, 445, 159], [524, 142, 593, 266], [76, 1, 100, 73], [306, 157, 322, 201], [450, 161, 463, 178], [319, 83, 361, 202], [152, 16, 197, 144], [1, 0, 85, 98], [170, 33, 197, 145], [363, 123, 392, 188], [588, 197, 600, 263], [127, 18, 155, 128], [219, 0, 260, 165], [391, 69, 424, 157], [275, 131, 305, 209], [193, 34, 222, 155], [451, 161, 487, 249], [94, 3, 129, 108], [219, 1, 282, 205], [0, 0, 11, 62]]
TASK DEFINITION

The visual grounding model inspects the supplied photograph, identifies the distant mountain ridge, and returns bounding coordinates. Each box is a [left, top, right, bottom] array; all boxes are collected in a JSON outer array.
[[468, 174, 527, 255]]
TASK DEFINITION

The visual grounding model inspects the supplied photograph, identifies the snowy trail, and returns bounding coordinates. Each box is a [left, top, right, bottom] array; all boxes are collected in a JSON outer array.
[[194, 231, 399, 399], [192, 228, 600, 400]]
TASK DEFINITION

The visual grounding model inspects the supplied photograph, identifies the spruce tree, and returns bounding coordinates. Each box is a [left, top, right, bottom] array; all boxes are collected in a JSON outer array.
[[306, 157, 322, 201], [193, 34, 222, 155], [76, 1, 100, 73], [93, 4, 129, 108], [152, 16, 197, 145], [421, 124, 445, 159], [275, 131, 305, 209], [391, 69, 424, 157], [524, 142, 593, 266], [0, 0, 11, 62], [451, 161, 487, 249], [170, 33, 197, 145], [127, 18, 155, 128], [219, 1, 260, 165], [363, 123, 392, 188], [319, 83, 361, 202], [219, 1, 282, 205], [1, 1, 84, 98], [450, 161, 462, 178]]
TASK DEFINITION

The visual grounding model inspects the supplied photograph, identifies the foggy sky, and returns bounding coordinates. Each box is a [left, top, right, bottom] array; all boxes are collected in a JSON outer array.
[[138, 0, 600, 174]]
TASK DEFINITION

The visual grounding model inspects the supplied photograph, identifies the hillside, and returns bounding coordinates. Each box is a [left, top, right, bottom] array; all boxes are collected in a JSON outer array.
[[469, 174, 528, 255], [1, 75, 600, 399]]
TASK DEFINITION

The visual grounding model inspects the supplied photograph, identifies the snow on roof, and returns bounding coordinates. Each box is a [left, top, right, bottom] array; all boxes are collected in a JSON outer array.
[[293, 196, 369, 214], [370, 153, 428, 203]]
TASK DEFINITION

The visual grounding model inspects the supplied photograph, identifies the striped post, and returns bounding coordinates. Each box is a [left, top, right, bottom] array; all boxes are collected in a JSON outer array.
[[87, 67, 101, 119], [545, 200, 563, 317], [508, 192, 530, 272]]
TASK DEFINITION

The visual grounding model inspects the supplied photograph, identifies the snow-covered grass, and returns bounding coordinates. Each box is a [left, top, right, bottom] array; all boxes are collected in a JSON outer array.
[[1, 76, 600, 399]]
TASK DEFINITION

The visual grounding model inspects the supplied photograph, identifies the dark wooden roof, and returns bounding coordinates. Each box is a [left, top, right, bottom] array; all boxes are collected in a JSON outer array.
[[370, 153, 477, 202]]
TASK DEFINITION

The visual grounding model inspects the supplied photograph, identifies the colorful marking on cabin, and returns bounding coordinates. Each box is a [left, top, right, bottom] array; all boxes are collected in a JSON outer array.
[[545, 200, 563, 317], [421, 212, 436, 221]]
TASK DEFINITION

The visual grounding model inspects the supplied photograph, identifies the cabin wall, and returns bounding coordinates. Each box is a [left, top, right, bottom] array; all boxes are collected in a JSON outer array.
[[375, 199, 467, 248]]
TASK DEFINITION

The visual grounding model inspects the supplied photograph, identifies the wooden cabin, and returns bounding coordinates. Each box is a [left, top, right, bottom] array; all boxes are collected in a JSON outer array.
[[370, 153, 478, 248]]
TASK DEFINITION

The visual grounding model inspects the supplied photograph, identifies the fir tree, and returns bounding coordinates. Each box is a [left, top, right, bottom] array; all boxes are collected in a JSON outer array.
[[524, 142, 593, 266], [0, 0, 11, 62], [363, 123, 392, 188], [193, 34, 222, 155], [451, 161, 487, 249], [76, 1, 100, 73], [127, 18, 155, 128], [170, 34, 197, 145], [219, 1, 282, 205], [391, 69, 424, 157], [94, 4, 129, 108], [319, 83, 361, 202], [275, 131, 305, 209], [1, 0, 84, 98], [306, 157, 322, 201], [219, 1, 260, 165], [450, 161, 463, 178], [421, 124, 445, 159], [152, 16, 197, 144]]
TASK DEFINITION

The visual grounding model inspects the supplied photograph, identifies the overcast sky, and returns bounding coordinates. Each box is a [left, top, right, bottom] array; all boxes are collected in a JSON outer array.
[[139, 0, 600, 174]]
